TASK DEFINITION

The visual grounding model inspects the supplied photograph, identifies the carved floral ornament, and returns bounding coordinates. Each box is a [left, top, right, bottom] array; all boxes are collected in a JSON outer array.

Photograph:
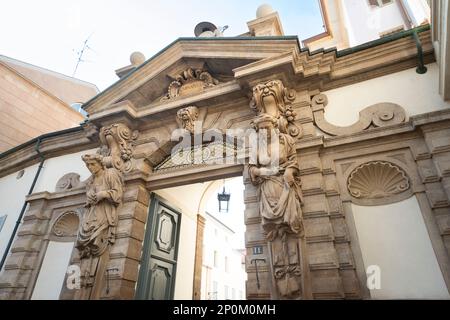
[[161, 67, 219, 101], [250, 80, 302, 138], [347, 161, 410, 199]]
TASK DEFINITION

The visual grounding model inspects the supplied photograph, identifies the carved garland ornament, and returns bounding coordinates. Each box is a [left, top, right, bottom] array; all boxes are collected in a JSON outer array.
[[161, 67, 219, 101], [347, 161, 410, 199]]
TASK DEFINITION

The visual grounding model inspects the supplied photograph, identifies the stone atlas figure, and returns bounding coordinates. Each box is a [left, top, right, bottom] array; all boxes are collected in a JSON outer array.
[[249, 113, 305, 299]]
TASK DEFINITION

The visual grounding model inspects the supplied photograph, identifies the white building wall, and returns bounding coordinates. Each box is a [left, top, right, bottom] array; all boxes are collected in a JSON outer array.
[[0, 148, 96, 263], [342, 0, 408, 47], [323, 63, 450, 127], [0, 162, 39, 261], [200, 215, 246, 300], [31, 241, 74, 300], [352, 196, 449, 299]]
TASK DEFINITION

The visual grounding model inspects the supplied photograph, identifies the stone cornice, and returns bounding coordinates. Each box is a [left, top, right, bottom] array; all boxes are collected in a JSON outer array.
[[83, 37, 300, 115], [0, 126, 99, 179]]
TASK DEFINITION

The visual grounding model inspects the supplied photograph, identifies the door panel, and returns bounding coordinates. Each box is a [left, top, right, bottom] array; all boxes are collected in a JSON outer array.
[[136, 195, 181, 300]]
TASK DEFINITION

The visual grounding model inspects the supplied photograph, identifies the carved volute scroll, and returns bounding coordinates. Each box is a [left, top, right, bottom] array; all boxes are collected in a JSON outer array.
[[311, 93, 407, 136], [347, 161, 410, 199], [248, 111, 306, 299], [161, 67, 219, 101], [98, 123, 139, 173], [55, 173, 81, 192], [250, 80, 302, 138]]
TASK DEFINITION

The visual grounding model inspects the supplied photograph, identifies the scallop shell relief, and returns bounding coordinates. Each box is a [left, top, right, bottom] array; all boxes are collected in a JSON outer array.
[[347, 161, 410, 199]]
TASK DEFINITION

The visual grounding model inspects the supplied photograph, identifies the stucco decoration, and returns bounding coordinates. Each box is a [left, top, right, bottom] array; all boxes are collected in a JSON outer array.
[[250, 79, 302, 138], [248, 112, 305, 299], [175, 106, 207, 134], [161, 67, 219, 101], [347, 161, 410, 199], [311, 93, 407, 136], [52, 211, 80, 238], [55, 173, 81, 192], [98, 123, 139, 173]]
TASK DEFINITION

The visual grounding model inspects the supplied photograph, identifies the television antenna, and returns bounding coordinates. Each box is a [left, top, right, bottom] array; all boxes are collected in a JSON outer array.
[[72, 33, 94, 77]]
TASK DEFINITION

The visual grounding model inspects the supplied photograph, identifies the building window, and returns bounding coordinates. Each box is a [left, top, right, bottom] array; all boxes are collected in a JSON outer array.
[[224, 285, 229, 299], [368, 0, 393, 7], [225, 256, 229, 273], [0, 215, 6, 233], [214, 251, 218, 268], [210, 281, 218, 300]]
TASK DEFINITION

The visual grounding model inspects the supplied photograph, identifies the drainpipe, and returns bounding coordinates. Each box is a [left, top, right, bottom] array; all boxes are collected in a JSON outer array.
[[413, 29, 428, 74], [0, 137, 45, 271]]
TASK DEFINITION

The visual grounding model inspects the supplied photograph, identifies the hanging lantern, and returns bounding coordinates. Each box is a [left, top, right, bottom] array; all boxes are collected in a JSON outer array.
[[217, 185, 231, 213]]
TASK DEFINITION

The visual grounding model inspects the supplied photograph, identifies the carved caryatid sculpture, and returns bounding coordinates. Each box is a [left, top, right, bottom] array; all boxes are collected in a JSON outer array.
[[76, 154, 123, 258], [249, 80, 306, 299], [75, 122, 136, 299]]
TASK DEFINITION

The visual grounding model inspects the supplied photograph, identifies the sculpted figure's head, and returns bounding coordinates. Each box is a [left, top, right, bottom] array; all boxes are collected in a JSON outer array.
[[176, 106, 199, 133], [82, 154, 104, 175]]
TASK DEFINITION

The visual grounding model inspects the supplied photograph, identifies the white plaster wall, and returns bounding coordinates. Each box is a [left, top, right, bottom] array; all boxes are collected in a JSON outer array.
[[342, 0, 408, 46], [31, 241, 74, 300], [33, 148, 97, 193], [0, 148, 96, 263], [323, 63, 450, 126], [0, 163, 39, 261], [352, 196, 449, 299]]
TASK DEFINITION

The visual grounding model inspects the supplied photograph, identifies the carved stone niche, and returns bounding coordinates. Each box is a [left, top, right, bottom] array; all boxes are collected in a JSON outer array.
[[161, 67, 219, 101], [50, 210, 80, 242], [347, 161, 412, 206]]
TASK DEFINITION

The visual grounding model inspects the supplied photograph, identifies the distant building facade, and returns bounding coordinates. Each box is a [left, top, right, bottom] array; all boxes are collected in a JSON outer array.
[[0, 55, 98, 152], [200, 213, 246, 300]]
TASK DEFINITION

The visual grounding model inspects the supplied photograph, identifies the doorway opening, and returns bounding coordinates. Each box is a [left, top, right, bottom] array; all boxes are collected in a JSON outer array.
[[135, 176, 247, 300]]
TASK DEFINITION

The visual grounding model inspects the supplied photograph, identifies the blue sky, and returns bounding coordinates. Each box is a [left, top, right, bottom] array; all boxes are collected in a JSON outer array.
[[0, 1, 323, 90]]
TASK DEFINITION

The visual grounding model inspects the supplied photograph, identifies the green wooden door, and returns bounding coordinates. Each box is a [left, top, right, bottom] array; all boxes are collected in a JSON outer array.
[[136, 194, 181, 300]]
